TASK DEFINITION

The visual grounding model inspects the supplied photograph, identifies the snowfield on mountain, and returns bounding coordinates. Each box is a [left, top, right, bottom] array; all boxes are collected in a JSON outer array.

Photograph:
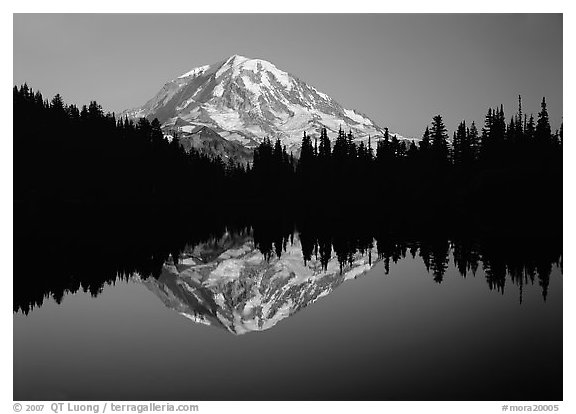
[[122, 54, 408, 156]]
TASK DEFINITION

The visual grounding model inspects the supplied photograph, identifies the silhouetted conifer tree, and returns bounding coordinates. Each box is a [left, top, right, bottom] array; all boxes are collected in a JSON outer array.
[[430, 115, 450, 168]]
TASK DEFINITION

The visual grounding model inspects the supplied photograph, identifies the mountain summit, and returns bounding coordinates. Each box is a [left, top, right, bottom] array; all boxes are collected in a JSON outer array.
[[123, 55, 405, 153]]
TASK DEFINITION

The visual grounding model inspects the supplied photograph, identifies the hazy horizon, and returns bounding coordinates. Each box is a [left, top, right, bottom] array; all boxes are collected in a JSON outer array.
[[13, 14, 562, 138]]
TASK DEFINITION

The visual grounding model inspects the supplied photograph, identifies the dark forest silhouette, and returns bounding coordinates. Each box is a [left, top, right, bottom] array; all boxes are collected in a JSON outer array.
[[251, 97, 562, 217], [14, 85, 562, 215], [13, 85, 562, 314]]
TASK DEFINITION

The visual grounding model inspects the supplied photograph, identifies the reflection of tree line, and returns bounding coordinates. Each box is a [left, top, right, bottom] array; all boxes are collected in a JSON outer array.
[[252, 214, 561, 303], [14, 205, 245, 314], [382, 235, 560, 303], [14, 206, 561, 314]]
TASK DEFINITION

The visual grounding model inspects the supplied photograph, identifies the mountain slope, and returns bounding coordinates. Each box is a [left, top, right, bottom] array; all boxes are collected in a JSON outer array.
[[175, 123, 253, 164], [123, 55, 407, 153]]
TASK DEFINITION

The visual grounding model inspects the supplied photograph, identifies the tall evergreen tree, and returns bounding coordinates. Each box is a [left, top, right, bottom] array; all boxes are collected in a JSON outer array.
[[535, 97, 552, 146], [430, 115, 450, 167], [468, 121, 480, 163], [419, 126, 431, 152]]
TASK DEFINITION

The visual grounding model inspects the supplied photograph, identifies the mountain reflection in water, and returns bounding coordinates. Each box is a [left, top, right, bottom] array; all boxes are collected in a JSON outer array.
[[143, 232, 375, 334], [13, 206, 563, 401], [14, 205, 562, 320]]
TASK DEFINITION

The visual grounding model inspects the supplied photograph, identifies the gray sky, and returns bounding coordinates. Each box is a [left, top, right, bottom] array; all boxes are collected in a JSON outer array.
[[13, 14, 562, 137]]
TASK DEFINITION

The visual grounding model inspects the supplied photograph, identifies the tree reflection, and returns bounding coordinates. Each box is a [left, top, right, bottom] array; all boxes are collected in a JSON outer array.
[[14, 206, 562, 314]]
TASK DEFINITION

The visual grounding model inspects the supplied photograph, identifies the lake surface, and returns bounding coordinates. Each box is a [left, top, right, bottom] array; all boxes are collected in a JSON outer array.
[[13, 221, 562, 401]]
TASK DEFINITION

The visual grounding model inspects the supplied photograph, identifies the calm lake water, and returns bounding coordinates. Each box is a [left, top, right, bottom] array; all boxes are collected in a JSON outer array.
[[13, 226, 562, 401]]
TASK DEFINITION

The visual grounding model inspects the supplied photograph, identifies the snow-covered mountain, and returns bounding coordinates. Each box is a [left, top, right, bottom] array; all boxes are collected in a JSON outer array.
[[140, 231, 376, 335], [123, 55, 407, 155]]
